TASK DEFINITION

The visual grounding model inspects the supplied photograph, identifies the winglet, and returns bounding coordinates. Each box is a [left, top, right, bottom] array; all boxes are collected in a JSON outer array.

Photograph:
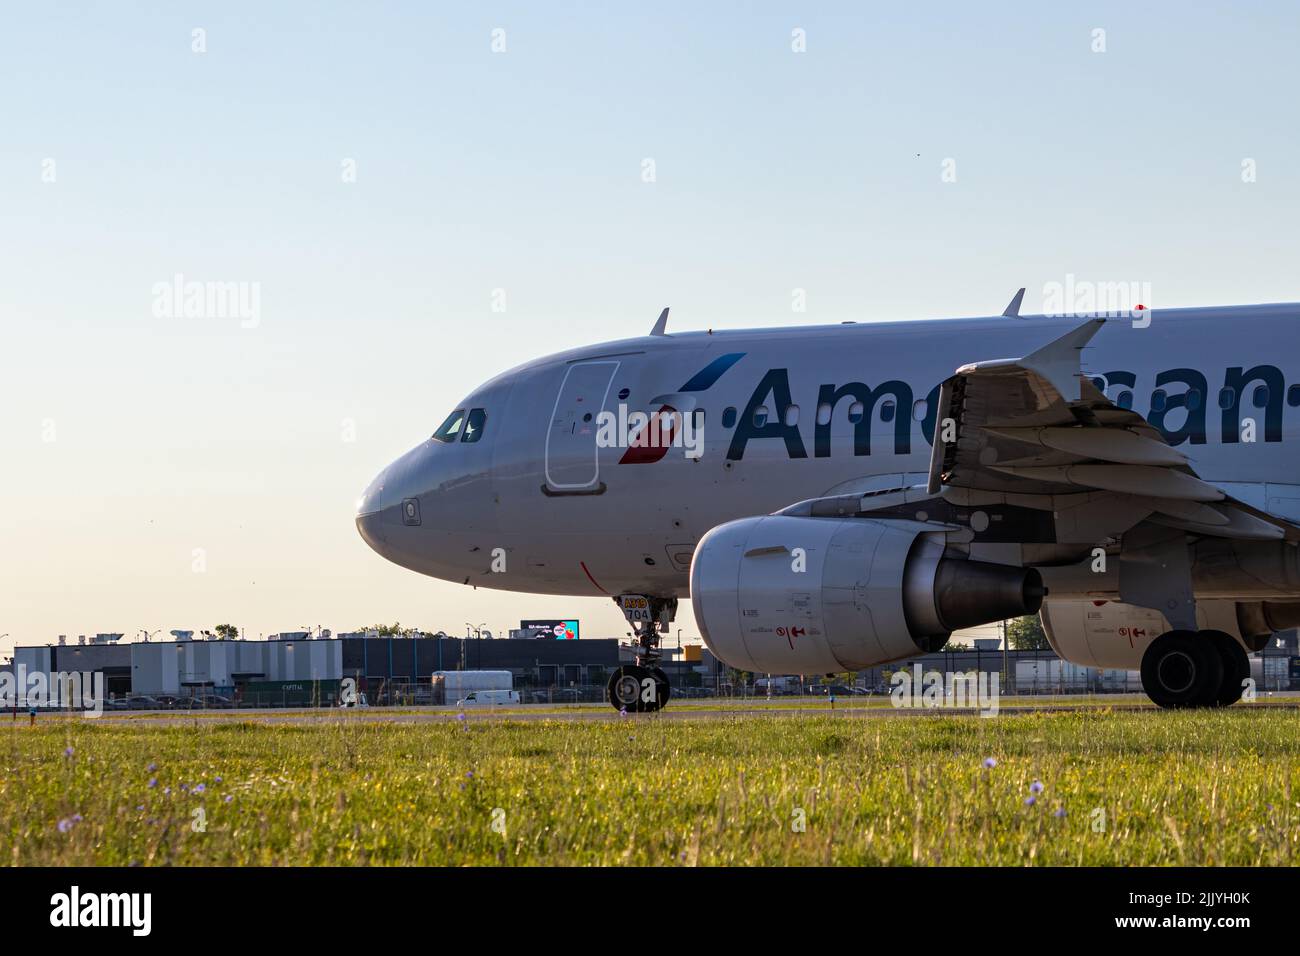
[[1022, 316, 1106, 402], [1001, 288, 1026, 318], [955, 316, 1106, 404], [650, 307, 669, 336]]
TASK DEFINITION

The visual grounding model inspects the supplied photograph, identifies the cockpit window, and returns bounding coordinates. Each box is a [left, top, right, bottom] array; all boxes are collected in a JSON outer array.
[[432, 409, 466, 442], [462, 408, 487, 443]]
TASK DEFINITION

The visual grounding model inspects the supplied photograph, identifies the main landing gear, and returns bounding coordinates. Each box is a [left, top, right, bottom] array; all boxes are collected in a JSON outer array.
[[607, 595, 676, 713], [1140, 629, 1251, 709]]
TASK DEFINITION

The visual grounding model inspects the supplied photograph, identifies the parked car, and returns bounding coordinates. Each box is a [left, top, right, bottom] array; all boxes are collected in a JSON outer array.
[[456, 689, 521, 707], [125, 695, 165, 710]]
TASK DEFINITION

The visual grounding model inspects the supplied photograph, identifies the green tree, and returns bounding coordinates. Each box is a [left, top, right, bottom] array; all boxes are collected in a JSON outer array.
[[357, 622, 413, 637], [1006, 615, 1050, 650], [213, 623, 238, 640], [941, 639, 971, 651]]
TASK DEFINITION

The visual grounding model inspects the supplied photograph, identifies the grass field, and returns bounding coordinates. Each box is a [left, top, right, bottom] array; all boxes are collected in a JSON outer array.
[[2, 707, 1297, 865]]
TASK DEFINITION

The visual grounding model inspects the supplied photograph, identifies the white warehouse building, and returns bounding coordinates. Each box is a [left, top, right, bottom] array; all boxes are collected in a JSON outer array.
[[130, 639, 343, 696]]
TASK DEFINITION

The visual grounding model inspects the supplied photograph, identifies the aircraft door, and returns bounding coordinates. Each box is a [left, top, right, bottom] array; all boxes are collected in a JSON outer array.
[[544, 360, 619, 493]]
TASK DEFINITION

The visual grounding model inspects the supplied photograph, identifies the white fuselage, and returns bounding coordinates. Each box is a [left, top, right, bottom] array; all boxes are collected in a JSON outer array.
[[356, 304, 1300, 600]]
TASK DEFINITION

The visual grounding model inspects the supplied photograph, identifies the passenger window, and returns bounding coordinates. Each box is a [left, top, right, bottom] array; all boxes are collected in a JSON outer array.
[[1218, 387, 1236, 410], [461, 408, 487, 443], [753, 405, 769, 427], [1185, 389, 1202, 412], [432, 409, 466, 442], [722, 407, 737, 428], [1116, 390, 1134, 410], [784, 405, 799, 426], [1150, 390, 1168, 413], [1253, 385, 1270, 408], [912, 400, 928, 422], [816, 403, 832, 426], [1288, 385, 1300, 407], [847, 401, 864, 424], [880, 401, 895, 423]]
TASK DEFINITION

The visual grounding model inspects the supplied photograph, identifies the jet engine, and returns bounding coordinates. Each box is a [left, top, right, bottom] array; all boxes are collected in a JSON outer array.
[[689, 515, 1044, 674], [1040, 598, 1293, 669]]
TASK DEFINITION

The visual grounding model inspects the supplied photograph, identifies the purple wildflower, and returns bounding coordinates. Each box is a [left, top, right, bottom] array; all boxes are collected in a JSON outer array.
[[63, 746, 74, 757], [1030, 780, 1044, 794], [147, 763, 157, 772], [57, 818, 74, 833], [1025, 795, 1037, 807], [1053, 808, 1067, 818], [193, 783, 206, 794], [147, 778, 157, 788], [982, 757, 997, 769]]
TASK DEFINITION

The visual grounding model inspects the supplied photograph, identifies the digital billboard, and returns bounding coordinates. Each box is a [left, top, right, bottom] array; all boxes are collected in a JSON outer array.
[[519, 619, 580, 640]]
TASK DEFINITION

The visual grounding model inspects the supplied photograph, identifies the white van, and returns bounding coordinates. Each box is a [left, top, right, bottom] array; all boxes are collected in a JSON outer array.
[[456, 689, 521, 707]]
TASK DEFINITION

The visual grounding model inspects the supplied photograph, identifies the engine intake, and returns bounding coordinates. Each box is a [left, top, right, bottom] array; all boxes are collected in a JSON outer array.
[[690, 515, 1043, 674]]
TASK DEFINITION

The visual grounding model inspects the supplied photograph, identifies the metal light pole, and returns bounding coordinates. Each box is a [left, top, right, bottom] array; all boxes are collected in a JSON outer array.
[[1001, 618, 1009, 693]]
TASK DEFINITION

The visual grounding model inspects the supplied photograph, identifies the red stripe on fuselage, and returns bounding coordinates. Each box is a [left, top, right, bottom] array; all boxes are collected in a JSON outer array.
[[580, 560, 608, 594]]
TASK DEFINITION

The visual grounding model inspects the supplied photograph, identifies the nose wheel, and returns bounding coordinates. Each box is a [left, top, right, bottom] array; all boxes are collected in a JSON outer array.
[[608, 595, 676, 713], [607, 665, 671, 713]]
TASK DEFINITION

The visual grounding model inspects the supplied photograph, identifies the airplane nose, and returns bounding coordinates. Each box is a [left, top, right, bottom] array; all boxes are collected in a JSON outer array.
[[356, 509, 389, 551], [356, 464, 394, 553], [355, 442, 435, 562]]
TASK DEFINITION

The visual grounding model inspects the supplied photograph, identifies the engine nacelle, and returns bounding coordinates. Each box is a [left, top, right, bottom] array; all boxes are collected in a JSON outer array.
[[689, 515, 1044, 673], [1040, 598, 1258, 669]]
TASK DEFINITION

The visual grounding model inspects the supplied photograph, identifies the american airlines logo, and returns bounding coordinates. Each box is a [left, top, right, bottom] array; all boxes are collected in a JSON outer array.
[[609, 353, 1292, 464], [49, 886, 152, 936], [609, 352, 745, 464], [723, 363, 1293, 461]]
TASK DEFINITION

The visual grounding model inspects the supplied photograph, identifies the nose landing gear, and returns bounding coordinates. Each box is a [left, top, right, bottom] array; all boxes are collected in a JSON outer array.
[[1140, 629, 1250, 708], [607, 595, 676, 713]]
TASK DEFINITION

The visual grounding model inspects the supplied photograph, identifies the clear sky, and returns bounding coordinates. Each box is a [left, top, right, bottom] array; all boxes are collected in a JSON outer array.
[[3, 3, 1299, 659]]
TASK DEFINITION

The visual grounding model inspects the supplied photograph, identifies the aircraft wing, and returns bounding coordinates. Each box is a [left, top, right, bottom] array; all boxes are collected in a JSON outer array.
[[779, 317, 1292, 544], [922, 317, 1289, 541]]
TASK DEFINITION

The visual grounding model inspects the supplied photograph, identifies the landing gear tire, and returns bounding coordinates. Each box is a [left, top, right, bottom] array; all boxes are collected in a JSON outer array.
[[1205, 629, 1250, 707], [607, 665, 668, 713], [609, 666, 645, 712], [1140, 630, 1224, 709]]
